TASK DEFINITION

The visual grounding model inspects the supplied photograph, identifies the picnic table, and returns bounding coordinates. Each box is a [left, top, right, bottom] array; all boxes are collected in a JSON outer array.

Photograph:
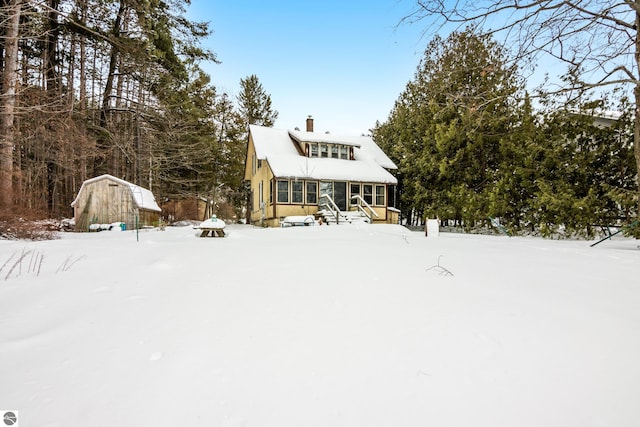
[[199, 227, 225, 237], [196, 216, 226, 238]]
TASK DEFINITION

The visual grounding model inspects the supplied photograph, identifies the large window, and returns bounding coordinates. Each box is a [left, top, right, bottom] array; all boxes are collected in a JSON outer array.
[[320, 144, 328, 158], [340, 146, 349, 159], [388, 185, 397, 208], [350, 183, 361, 203], [320, 181, 333, 204], [375, 185, 385, 206], [306, 181, 318, 204], [292, 181, 303, 204], [331, 145, 339, 158], [310, 143, 318, 157], [277, 180, 289, 203], [269, 180, 273, 204], [363, 184, 373, 204]]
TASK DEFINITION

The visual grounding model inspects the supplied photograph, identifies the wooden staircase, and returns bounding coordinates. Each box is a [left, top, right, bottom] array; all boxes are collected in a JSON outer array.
[[317, 193, 378, 225], [316, 209, 370, 225]]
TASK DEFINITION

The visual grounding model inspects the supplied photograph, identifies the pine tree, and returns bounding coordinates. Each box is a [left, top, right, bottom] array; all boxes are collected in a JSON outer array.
[[487, 92, 539, 232], [236, 74, 278, 223], [532, 96, 636, 236], [374, 28, 524, 228], [211, 92, 246, 219], [237, 75, 278, 127]]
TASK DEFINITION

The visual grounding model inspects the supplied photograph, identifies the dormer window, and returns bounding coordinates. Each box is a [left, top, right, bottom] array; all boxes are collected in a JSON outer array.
[[331, 145, 339, 158], [306, 141, 355, 160]]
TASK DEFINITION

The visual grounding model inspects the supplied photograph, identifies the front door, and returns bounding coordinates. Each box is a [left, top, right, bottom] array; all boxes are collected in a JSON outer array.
[[319, 181, 347, 211]]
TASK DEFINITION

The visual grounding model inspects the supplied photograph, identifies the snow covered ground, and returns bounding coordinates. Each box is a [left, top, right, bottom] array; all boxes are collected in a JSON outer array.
[[1, 224, 639, 427]]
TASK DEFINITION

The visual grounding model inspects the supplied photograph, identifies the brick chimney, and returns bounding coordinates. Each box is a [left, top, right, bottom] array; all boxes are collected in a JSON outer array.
[[306, 115, 314, 132]]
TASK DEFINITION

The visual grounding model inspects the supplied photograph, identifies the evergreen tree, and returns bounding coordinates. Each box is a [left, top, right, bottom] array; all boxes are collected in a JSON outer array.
[[211, 92, 246, 219], [406, 0, 640, 235], [151, 65, 219, 200], [236, 74, 278, 223], [375, 28, 636, 236], [531, 96, 636, 236], [374, 28, 525, 228], [237, 74, 278, 127], [487, 92, 540, 232]]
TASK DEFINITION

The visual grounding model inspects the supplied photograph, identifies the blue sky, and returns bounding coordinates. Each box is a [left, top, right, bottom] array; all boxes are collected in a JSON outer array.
[[186, 1, 428, 135]]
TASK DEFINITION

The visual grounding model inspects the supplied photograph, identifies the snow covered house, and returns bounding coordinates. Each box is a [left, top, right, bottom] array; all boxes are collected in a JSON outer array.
[[244, 118, 399, 227], [71, 174, 162, 231]]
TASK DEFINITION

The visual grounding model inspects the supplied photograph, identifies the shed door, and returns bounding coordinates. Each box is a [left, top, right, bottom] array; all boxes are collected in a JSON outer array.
[[108, 183, 121, 223]]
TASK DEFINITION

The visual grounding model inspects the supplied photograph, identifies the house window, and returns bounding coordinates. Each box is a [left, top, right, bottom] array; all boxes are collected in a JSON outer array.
[[310, 144, 318, 157], [306, 181, 318, 204], [350, 183, 361, 203], [340, 146, 348, 159], [388, 185, 397, 208], [331, 145, 339, 158], [363, 184, 373, 204], [269, 180, 273, 204], [277, 180, 289, 203], [292, 181, 303, 204], [320, 144, 328, 158], [252, 153, 256, 175], [320, 181, 333, 204], [375, 185, 385, 206], [258, 159, 262, 169]]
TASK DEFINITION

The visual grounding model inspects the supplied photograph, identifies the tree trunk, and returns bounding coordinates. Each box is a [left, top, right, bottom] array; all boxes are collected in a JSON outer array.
[[0, 0, 21, 209], [96, 0, 126, 175], [76, 0, 88, 185], [78, 0, 87, 111], [45, 0, 60, 94], [100, 0, 126, 129], [635, 9, 640, 232], [635, 85, 640, 226]]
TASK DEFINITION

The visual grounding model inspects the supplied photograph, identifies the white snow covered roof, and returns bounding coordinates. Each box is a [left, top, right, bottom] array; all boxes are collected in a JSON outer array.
[[288, 129, 364, 147], [251, 125, 298, 158], [71, 174, 162, 212], [569, 109, 622, 121], [250, 125, 397, 184]]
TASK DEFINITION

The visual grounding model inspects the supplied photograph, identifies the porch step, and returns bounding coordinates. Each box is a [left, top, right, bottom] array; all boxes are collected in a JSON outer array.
[[317, 209, 370, 225]]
